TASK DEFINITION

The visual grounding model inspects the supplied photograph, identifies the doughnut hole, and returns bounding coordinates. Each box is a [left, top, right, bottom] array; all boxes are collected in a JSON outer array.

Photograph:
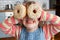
[[17, 10, 20, 13], [33, 9, 37, 13]]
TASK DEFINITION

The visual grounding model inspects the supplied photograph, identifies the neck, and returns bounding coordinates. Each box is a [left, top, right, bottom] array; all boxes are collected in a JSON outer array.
[[26, 26, 38, 32]]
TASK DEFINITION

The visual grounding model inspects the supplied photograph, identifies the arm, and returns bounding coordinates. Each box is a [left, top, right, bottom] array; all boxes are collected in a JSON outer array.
[[39, 9, 60, 27], [0, 18, 16, 36], [40, 10, 60, 40], [0, 16, 22, 37]]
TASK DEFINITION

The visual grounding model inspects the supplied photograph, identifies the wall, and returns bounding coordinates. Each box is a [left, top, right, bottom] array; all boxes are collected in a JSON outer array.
[[0, 12, 5, 23], [0, 0, 24, 10], [39, 0, 49, 9], [0, 0, 49, 10]]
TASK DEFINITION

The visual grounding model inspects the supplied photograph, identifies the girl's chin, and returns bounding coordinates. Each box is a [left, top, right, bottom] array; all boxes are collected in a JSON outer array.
[[25, 24, 34, 27], [26, 25, 34, 29], [26, 24, 34, 26]]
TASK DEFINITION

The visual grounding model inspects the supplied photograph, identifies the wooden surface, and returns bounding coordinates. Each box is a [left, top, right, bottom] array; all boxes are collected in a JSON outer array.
[[0, 10, 13, 12], [51, 32, 60, 40], [0, 37, 16, 40], [54, 32, 60, 40], [0, 9, 55, 12]]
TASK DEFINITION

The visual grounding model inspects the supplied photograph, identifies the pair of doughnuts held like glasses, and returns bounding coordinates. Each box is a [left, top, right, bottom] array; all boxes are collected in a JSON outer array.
[[13, 3, 42, 20]]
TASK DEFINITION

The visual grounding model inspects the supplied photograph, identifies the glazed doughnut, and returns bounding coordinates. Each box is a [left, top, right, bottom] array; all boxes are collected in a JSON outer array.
[[13, 4, 26, 19], [27, 4, 42, 20]]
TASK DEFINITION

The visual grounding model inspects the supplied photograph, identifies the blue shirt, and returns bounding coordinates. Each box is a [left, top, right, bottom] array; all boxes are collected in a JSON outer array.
[[20, 27, 45, 40]]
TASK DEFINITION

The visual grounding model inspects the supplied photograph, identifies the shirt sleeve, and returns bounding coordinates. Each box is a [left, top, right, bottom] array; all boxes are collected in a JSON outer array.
[[43, 23, 60, 40], [0, 17, 17, 36], [39, 9, 60, 26], [39, 9, 60, 37]]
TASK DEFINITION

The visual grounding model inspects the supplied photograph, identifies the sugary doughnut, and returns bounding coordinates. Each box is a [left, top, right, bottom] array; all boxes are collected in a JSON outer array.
[[27, 4, 42, 19], [13, 4, 26, 19]]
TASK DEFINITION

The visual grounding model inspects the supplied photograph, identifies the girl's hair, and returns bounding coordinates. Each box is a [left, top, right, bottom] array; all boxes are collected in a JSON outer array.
[[23, 1, 36, 6]]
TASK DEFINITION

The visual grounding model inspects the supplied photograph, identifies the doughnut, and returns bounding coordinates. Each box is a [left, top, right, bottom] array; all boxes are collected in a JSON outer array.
[[27, 4, 42, 20], [13, 4, 26, 19]]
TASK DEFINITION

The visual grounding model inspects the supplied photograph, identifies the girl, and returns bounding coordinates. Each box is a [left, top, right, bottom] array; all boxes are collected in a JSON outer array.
[[0, 0, 60, 40]]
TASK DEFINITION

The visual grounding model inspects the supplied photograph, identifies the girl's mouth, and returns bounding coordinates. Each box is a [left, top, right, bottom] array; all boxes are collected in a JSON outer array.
[[26, 20, 35, 24]]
